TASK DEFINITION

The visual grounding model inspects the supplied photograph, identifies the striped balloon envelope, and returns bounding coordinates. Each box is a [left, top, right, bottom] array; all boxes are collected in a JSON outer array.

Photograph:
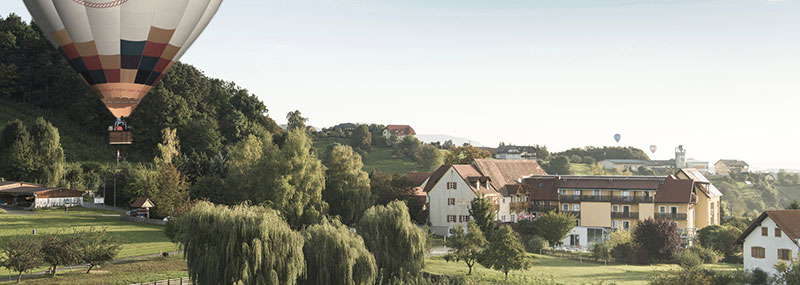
[[23, 0, 223, 119]]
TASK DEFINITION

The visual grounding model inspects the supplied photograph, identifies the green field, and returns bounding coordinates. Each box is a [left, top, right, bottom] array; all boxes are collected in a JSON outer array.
[[0, 208, 178, 279], [313, 137, 425, 174], [424, 254, 739, 285], [32, 206, 122, 216], [570, 164, 592, 175], [1, 255, 188, 284]]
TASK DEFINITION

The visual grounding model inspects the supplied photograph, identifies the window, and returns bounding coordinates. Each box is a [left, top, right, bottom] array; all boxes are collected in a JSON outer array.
[[659, 206, 666, 213], [447, 215, 456, 223], [776, 228, 782, 238], [574, 190, 581, 196], [502, 198, 506, 203], [563, 204, 569, 211], [447, 198, 455, 205], [612, 220, 619, 229], [622, 205, 630, 213], [446, 182, 457, 190], [573, 204, 580, 211], [575, 219, 580, 226], [779, 249, 792, 261], [751, 247, 765, 259], [511, 214, 516, 222], [612, 205, 619, 212], [762, 227, 769, 236], [670, 206, 678, 215], [588, 228, 604, 244], [622, 190, 630, 197], [459, 215, 470, 223], [501, 215, 506, 222], [594, 190, 601, 196], [622, 221, 630, 230]]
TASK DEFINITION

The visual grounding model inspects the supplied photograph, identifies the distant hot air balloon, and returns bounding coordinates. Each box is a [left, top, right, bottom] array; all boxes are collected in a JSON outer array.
[[649, 145, 657, 154], [24, 0, 223, 144], [613, 134, 621, 143]]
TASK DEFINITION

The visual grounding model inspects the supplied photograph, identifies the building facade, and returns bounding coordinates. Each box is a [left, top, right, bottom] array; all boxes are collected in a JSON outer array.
[[737, 210, 800, 276], [0, 181, 84, 209], [382, 125, 416, 140], [715, 159, 750, 175]]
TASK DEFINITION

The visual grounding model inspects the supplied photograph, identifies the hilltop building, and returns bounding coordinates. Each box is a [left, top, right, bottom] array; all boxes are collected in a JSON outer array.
[[737, 210, 800, 275], [383, 125, 416, 140], [525, 168, 722, 249], [715, 159, 749, 175], [0, 181, 83, 209], [424, 159, 547, 236], [599, 145, 709, 174]]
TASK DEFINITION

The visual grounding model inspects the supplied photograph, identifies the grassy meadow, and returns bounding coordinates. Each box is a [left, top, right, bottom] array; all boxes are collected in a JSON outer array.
[[313, 137, 425, 174]]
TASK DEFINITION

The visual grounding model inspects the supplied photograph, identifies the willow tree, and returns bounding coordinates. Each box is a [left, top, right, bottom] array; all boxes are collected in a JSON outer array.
[[323, 144, 372, 225], [300, 219, 377, 285], [226, 129, 326, 228], [356, 201, 426, 281], [173, 202, 305, 285]]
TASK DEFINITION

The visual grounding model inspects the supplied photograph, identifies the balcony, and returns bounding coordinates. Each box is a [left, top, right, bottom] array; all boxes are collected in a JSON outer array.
[[530, 204, 558, 212], [610, 196, 654, 203], [510, 202, 529, 212], [558, 195, 612, 202], [655, 212, 687, 220], [611, 212, 639, 219]]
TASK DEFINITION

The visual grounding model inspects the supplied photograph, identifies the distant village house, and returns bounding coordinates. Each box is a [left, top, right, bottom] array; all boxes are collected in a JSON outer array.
[[382, 125, 416, 140], [715, 159, 749, 175]]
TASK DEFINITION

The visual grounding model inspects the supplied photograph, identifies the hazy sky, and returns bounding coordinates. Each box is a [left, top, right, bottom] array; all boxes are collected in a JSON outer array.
[[3, 0, 799, 170]]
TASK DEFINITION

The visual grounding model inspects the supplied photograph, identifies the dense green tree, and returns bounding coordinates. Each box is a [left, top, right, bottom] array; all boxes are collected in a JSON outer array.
[[28, 117, 64, 186], [542, 156, 571, 175], [287, 110, 308, 131], [226, 129, 326, 228], [556, 146, 650, 161], [444, 145, 490, 165], [323, 144, 372, 225], [468, 196, 496, 235], [76, 228, 121, 273], [172, 202, 305, 285], [128, 129, 191, 218], [418, 144, 444, 171], [0, 236, 44, 283], [788, 200, 800, 210], [0, 119, 33, 181], [695, 225, 742, 258], [300, 219, 377, 285], [633, 218, 680, 263], [444, 221, 487, 275], [397, 135, 422, 160], [356, 201, 426, 281], [534, 211, 575, 249], [350, 124, 372, 151], [369, 171, 415, 205], [479, 225, 531, 280]]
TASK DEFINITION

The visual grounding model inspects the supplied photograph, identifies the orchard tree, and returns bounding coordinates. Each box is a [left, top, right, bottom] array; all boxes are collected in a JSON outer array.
[[479, 225, 531, 280], [41, 234, 82, 277], [76, 228, 121, 273], [300, 219, 377, 285], [444, 221, 487, 275], [534, 211, 575, 249], [418, 144, 444, 171], [356, 201, 426, 281], [323, 144, 372, 225], [350, 124, 372, 151], [172, 202, 305, 284], [633, 218, 680, 263], [0, 236, 44, 283]]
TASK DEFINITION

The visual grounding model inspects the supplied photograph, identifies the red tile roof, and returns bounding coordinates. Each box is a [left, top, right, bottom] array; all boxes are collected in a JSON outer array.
[[384, 125, 416, 136], [405, 172, 432, 187], [737, 210, 800, 244], [422, 165, 452, 193], [131, 197, 154, 208], [654, 176, 695, 203]]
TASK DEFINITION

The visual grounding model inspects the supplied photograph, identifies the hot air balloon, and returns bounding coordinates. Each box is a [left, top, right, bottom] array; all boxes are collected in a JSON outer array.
[[613, 134, 621, 143], [649, 145, 657, 154], [23, 0, 223, 144]]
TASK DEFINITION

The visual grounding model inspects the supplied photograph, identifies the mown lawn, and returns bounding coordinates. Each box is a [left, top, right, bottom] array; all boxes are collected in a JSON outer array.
[[0, 211, 178, 278], [425, 254, 739, 284], [0, 255, 188, 284], [570, 164, 592, 175], [33, 206, 122, 216]]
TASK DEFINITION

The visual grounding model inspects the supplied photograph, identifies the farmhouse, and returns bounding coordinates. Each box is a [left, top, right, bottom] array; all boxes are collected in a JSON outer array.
[[382, 125, 416, 140], [736, 210, 800, 276], [715, 159, 749, 175], [0, 181, 83, 209], [425, 159, 546, 236]]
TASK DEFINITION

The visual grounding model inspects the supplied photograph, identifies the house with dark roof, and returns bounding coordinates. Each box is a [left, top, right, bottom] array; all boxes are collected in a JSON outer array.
[[715, 159, 749, 175], [0, 181, 83, 209], [425, 159, 546, 236], [523, 168, 722, 249], [382, 125, 416, 140], [736, 210, 800, 275], [597, 159, 648, 171]]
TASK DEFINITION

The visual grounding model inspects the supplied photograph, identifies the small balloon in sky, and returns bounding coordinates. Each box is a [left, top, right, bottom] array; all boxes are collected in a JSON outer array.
[[649, 145, 657, 153], [614, 134, 621, 143]]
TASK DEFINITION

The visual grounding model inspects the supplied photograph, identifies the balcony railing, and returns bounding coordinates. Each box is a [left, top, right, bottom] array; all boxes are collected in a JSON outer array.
[[655, 212, 687, 220], [611, 212, 639, 219], [530, 204, 558, 212], [510, 202, 529, 211], [557, 195, 654, 203]]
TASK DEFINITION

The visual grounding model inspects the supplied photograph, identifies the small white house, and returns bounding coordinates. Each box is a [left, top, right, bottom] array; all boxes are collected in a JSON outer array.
[[737, 210, 800, 276], [424, 165, 499, 236]]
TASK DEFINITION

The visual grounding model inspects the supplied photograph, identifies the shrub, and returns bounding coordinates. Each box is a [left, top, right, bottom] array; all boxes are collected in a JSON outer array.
[[649, 267, 711, 285], [674, 250, 703, 269], [633, 218, 680, 262], [610, 241, 636, 263], [591, 243, 610, 262], [523, 235, 547, 253], [748, 268, 770, 285], [687, 245, 721, 264]]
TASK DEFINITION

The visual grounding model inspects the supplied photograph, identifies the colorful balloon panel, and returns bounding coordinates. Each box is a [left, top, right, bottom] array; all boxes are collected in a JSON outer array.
[[23, 0, 222, 118]]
